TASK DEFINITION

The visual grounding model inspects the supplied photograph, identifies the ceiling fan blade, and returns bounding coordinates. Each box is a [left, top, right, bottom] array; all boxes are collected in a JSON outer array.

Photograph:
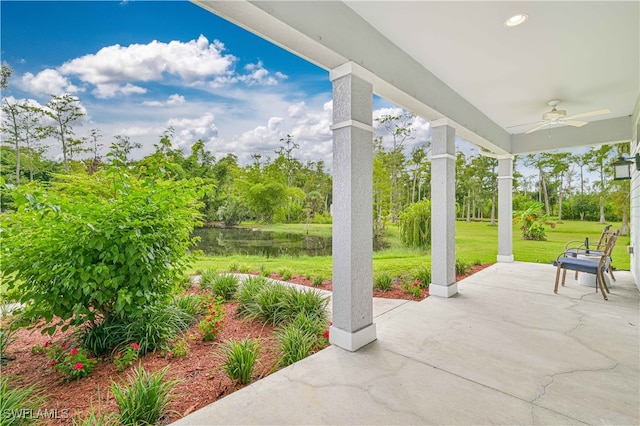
[[563, 120, 588, 127], [524, 123, 548, 134], [566, 108, 610, 120], [507, 121, 542, 129]]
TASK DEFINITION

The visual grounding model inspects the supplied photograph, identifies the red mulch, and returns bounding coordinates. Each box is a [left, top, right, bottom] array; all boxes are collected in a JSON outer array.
[[2, 264, 491, 425]]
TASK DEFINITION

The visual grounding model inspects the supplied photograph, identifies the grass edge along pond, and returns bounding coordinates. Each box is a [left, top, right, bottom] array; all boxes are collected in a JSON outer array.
[[190, 220, 631, 279]]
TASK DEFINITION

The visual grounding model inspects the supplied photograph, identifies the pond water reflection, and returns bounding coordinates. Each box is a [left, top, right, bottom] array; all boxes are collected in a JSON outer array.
[[191, 227, 387, 257]]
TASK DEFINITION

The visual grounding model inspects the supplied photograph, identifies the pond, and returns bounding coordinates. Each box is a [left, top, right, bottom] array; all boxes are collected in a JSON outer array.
[[191, 227, 388, 257]]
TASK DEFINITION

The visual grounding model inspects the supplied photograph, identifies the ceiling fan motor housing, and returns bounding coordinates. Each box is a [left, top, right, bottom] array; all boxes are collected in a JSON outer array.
[[543, 109, 567, 121]]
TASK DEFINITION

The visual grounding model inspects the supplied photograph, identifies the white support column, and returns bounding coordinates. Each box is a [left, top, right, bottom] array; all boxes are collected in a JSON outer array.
[[430, 119, 457, 297], [497, 156, 514, 262], [328, 62, 376, 351]]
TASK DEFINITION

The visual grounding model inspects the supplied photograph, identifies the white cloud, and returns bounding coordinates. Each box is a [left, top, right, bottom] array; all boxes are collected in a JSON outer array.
[[19, 69, 81, 96], [59, 35, 235, 86], [142, 93, 186, 107], [237, 61, 287, 86], [166, 112, 219, 150], [93, 82, 147, 99]]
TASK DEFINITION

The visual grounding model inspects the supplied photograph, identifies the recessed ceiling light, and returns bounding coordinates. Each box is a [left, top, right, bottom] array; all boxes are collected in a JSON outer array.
[[504, 13, 528, 27]]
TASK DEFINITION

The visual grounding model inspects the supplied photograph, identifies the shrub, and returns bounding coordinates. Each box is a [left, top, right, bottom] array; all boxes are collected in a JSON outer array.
[[373, 272, 393, 291], [47, 345, 97, 381], [455, 258, 472, 275], [0, 171, 203, 335], [220, 338, 260, 384], [113, 343, 140, 372], [0, 377, 47, 426], [312, 275, 324, 287], [123, 303, 195, 354], [399, 200, 431, 248], [111, 366, 178, 426], [209, 275, 240, 301], [401, 279, 422, 298], [170, 337, 189, 358], [513, 202, 555, 241], [217, 196, 248, 227], [413, 266, 431, 289], [198, 297, 225, 341]]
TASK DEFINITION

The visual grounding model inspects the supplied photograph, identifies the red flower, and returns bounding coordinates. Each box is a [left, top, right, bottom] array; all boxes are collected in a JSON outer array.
[[130, 343, 140, 351], [89, 357, 95, 361], [73, 362, 84, 370], [329, 321, 333, 326], [70, 348, 79, 355], [412, 282, 419, 287], [214, 322, 220, 327], [115, 353, 122, 359], [43, 341, 50, 348], [61, 342, 68, 349], [48, 359, 57, 367], [323, 329, 329, 340]]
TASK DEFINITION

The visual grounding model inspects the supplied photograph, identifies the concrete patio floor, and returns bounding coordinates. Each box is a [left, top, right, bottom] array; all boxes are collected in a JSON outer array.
[[175, 262, 639, 425]]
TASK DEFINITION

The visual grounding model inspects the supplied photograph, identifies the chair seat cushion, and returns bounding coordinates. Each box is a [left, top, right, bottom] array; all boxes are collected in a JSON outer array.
[[553, 257, 604, 274], [564, 249, 605, 258]]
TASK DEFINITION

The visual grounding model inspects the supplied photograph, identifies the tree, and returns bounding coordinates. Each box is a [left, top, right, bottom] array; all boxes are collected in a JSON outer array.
[[43, 94, 85, 174], [408, 145, 429, 203], [246, 182, 286, 222], [1, 99, 50, 184], [275, 134, 300, 188], [86, 128, 103, 175], [1, 62, 12, 89], [374, 113, 415, 220], [108, 135, 142, 166], [586, 145, 614, 224]]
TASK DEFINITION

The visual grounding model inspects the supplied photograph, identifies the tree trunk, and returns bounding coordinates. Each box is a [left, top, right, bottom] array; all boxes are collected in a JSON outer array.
[[540, 170, 551, 215], [466, 192, 471, 222], [14, 138, 20, 185], [621, 210, 630, 235], [557, 176, 564, 223], [599, 195, 606, 224]]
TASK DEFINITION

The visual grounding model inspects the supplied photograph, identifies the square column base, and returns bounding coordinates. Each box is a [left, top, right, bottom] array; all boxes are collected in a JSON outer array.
[[497, 254, 514, 263], [429, 282, 458, 298], [329, 323, 377, 352]]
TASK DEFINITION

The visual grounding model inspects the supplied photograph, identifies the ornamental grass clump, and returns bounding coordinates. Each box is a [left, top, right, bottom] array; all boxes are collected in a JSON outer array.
[[278, 267, 292, 281], [373, 272, 393, 291], [0, 377, 47, 425], [276, 323, 317, 368], [209, 274, 240, 301], [111, 365, 178, 426], [236, 276, 269, 317], [220, 338, 260, 385], [312, 275, 324, 287]]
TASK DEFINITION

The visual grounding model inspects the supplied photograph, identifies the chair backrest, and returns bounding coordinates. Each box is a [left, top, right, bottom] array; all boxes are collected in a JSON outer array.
[[597, 231, 619, 269], [595, 226, 617, 250]]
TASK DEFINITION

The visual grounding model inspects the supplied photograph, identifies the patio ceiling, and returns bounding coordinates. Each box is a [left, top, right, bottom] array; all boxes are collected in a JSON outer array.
[[192, 1, 639, 155]]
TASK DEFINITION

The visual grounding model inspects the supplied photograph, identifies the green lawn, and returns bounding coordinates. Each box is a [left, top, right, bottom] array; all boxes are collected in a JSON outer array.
[[189, 220, 630, 280]]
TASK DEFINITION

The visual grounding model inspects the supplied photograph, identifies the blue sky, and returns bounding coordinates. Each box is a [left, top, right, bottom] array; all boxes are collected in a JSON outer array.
[[1, 0, 436, 167]]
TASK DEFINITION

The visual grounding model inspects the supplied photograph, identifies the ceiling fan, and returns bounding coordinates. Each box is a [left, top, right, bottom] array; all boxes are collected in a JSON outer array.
[[513, 100, 610, 135]]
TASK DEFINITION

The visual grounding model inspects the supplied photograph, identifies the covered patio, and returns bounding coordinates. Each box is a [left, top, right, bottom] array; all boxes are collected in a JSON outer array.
[[191, 0, 640, 352], [177, 2, 639, 423], [176, 262, 639, 424]]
